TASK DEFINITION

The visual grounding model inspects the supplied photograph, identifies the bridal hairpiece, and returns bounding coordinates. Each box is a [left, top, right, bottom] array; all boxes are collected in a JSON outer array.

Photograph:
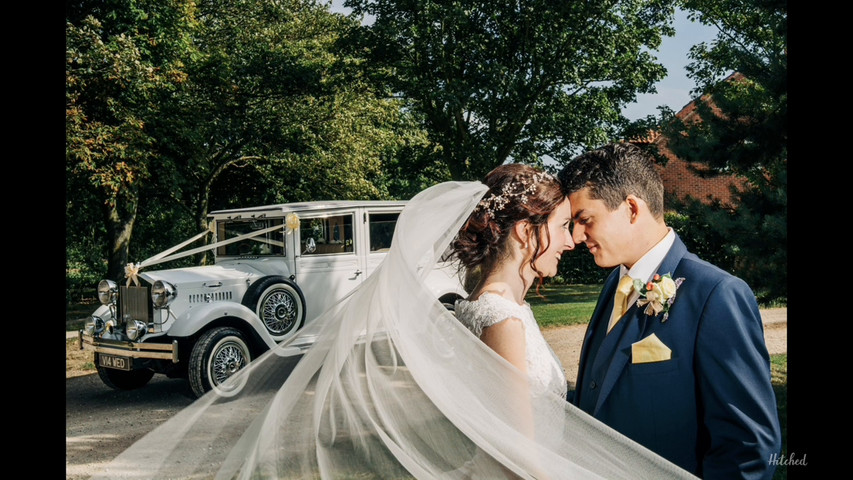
[[476, 171, 555, 217]]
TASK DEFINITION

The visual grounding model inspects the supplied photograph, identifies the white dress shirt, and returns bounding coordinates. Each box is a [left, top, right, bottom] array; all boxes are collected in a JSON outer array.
[[618, 228, 676, 309]]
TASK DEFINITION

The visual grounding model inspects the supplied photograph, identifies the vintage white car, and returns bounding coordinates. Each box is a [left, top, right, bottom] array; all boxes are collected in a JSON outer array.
[[80, 200, 467, 398]]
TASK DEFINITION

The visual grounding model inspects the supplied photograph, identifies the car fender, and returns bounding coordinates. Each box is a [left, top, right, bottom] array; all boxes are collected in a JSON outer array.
[[166, 302, 278, 349]]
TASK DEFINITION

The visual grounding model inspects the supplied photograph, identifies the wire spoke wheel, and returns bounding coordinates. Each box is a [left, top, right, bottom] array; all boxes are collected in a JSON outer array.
[[242, 277, 306, 342], [211, 340, 247, 385], [189, 327, 251, 398], [260, 289, 298, 336]]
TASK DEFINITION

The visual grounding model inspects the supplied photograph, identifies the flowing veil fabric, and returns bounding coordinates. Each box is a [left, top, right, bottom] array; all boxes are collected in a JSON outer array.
[[93, 181, 696, 479]]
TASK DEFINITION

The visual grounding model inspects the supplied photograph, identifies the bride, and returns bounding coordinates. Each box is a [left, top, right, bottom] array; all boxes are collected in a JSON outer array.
[[453, 163, 573, 403], [94, 165, 696, 479]]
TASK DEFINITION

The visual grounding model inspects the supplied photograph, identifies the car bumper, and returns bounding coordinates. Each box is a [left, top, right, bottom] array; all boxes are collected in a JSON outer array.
[[79, 330, 179, 363]]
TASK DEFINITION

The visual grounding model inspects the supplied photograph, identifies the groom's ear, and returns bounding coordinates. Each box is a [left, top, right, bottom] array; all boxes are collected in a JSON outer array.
[[625, 195, 644, 224]]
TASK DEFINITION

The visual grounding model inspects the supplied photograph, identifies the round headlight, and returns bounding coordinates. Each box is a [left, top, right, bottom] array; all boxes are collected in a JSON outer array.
[[97, 280, 117, 305], [126, 319, 148, 341], [84, 316, 106, 336], [151, 280, 177, 308]]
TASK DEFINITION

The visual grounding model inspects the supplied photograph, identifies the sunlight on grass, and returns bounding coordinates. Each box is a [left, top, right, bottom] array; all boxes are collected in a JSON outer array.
[[531, 302, 597, 328], [770, 353, 787, 384], [527, 284, 600, 328]]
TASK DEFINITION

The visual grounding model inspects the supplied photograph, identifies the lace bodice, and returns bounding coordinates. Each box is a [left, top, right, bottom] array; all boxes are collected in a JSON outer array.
[[455, 293, 567, 399]]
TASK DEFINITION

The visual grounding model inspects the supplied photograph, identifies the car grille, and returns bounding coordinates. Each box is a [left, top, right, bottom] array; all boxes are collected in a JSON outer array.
[[120, 285, 152, 324]]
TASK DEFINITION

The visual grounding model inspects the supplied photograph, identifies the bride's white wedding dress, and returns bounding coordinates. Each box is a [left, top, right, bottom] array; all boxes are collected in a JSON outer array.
[[93, 181, 696, 480], [456, 293, 567, 399]]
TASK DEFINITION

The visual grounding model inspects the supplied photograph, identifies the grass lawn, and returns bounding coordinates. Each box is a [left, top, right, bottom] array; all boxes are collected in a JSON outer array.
[[526, 283, 600, 328], [770, 353, 788, 480]]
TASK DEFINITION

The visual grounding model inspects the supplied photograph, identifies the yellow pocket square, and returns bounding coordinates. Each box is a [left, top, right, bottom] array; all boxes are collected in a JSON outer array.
[[631, 333, 672, 364]]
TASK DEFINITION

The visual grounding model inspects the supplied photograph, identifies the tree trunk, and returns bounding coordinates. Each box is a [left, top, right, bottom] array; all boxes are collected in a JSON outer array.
[[104, 195, 139, 282], [195, 184, 212, 266]]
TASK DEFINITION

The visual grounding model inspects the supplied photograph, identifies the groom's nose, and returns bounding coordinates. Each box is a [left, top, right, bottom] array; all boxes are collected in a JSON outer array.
[[571, 225, 586, 244]]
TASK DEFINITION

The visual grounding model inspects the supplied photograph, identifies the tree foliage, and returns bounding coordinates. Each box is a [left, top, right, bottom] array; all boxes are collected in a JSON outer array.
[[657, 0, 787, 302], [66, 0, 197, 280], [344, 0, 678, 180], [66, 0, 418, 287], [149, 0, 413, 228]]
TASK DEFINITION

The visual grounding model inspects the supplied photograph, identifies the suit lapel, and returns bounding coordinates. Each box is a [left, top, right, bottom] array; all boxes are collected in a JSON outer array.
[[593, 305, 644, 415], [575, 270, 619, 391]]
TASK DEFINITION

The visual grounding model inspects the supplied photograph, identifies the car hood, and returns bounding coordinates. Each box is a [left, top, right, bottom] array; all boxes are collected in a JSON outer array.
[[140, 264, 265, 285]]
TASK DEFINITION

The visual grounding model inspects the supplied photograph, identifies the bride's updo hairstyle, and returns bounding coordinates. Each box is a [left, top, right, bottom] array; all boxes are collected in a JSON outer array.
[[451, 163, 564, 291]]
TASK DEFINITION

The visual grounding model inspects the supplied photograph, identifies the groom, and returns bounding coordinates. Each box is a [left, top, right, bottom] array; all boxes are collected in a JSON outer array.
[[558, 143, 780, 479]]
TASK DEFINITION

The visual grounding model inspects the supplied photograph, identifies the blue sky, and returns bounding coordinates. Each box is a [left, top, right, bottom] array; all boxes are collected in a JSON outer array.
[[327, 3, 719, 121], [622, 10, 719, 120]]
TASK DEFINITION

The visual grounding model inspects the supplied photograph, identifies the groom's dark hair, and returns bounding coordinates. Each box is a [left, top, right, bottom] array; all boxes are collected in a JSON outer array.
[[557, 142, 665, 218]]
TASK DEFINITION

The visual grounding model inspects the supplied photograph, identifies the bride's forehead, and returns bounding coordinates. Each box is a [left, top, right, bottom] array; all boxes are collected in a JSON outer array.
[[549, 197, 573, 216]]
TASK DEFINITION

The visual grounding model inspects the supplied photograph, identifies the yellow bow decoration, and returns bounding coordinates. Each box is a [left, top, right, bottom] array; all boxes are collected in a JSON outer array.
[[285, 212, 300, 231], [124, 263, 141, 287]]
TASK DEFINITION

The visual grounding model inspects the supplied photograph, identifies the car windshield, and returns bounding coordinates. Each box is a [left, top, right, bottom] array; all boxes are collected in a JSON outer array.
[[216, 218, 285, 256]]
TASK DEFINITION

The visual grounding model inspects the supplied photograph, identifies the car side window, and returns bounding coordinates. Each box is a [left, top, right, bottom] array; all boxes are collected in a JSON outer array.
[[300, 214, 355, 255], [368, 212, 399, 252]]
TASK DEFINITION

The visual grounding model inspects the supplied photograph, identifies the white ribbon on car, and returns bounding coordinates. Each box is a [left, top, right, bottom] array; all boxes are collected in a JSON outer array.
[[124, 220, 290, 283]]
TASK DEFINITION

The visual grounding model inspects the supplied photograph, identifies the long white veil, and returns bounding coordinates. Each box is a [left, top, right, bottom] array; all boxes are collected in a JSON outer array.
[[93, 181, 696, 479]]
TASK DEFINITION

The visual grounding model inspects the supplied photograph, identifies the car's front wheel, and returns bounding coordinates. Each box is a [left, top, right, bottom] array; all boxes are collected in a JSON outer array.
[[96, 359, 155, 390], [188, 327, 251, 398]]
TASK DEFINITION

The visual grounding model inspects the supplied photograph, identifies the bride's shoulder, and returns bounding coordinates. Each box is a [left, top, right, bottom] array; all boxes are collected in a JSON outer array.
[[474, 291, 517, 305], [455, 292, 528, 331]]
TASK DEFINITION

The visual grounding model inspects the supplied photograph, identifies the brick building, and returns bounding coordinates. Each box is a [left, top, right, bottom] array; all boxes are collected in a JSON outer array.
[[631, 75, 747, 209]]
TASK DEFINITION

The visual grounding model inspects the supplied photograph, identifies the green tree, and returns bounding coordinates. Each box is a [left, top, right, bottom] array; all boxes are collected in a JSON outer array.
[[66, 0, 197, 281], [656, 0, 786, 302], [148, 0, 419, 237], [345, 0, 678, 180]]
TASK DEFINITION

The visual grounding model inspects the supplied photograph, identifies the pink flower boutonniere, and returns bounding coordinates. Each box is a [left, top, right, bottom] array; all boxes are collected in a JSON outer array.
[[633, 273, 685, 322]]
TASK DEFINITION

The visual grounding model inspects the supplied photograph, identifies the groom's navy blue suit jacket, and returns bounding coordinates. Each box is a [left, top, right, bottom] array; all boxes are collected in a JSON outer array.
[[573, 234, 781, 479]]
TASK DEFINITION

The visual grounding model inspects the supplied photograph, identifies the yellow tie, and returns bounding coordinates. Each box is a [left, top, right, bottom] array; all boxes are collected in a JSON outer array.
[[608, 275, 634, 333]]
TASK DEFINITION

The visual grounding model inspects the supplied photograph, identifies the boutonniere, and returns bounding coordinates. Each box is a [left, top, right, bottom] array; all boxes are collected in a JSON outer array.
[[633, 273, 685, 322]]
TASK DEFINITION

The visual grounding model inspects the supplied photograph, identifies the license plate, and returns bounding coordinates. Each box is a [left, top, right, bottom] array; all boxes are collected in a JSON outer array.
[[98, 353, 131, 371]]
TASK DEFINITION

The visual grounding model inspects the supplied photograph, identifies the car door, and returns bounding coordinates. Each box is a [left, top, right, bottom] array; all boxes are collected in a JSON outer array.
[[294, 209, 365, 322]]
